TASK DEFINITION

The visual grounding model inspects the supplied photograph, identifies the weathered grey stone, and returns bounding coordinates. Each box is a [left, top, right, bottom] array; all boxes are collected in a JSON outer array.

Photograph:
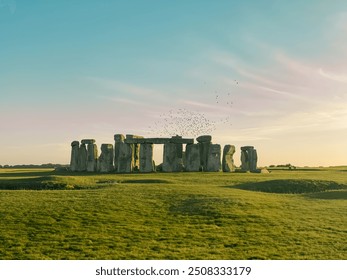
[[125, 137, 194, 144], [206, 144, 221, 172], [114, 134, 125, 171], [86, 143, 98, 172], [98, 144, 114, 173], [196, 135, 212, 143], [162, 143, 183, 172], [78, 143, 87, 171], [81, 139, 96, 145], [126, 134, 144, 140], [198, 142, 210, 171], [125, 135, 143, 171], [241, 146, 254, 151], [250, 149, 258, 172], [117, 142, 133, 173], [70, 141, 79, 172], [139, 143, 155, 172], [222, 145, 236, 172], [185, 143, 200, 172], [114, 134, 125, 143], [133, 143, 140, 171], [240, 146, 258, 172]]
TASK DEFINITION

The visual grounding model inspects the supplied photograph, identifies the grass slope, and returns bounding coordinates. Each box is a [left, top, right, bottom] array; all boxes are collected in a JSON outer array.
[[0, 168, 346, 260]]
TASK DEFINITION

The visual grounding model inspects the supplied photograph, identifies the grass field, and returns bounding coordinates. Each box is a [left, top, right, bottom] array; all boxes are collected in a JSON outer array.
[[0, 167, 346, 260]]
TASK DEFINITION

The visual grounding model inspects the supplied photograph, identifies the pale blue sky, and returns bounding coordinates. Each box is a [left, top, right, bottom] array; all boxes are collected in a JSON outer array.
[[1, 0, 347, 166]]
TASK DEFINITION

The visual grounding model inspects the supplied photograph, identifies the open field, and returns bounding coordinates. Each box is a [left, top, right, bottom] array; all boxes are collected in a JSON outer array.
[[0, 167, 346, 260]]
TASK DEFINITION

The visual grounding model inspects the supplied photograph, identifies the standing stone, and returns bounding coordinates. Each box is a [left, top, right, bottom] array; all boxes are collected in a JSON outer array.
[[250, 149, 258, 172], [162, 143, 183, 172], [240, 146, 258, 172], [117, 142, 133, 173], [70, 141, 80, 172], [139, 143, 155, 172], [185, 143, 200, 172], [78, 143, 87, 171], [98, 144, 114, 173], [222, 145, 236, 172], [114, 134, 125, 172], [87, 143, 98, 172], [206, 144, 221, 172], [126, 134, 143, 171], [197, 135, 212, 171]]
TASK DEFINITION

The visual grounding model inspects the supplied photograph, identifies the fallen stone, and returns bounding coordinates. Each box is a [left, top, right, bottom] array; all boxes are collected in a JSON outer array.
[[260, 168, 270, 173]]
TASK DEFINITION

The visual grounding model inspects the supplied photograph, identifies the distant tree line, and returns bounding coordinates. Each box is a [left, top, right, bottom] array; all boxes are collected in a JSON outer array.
[[268, 164, 296, 169]]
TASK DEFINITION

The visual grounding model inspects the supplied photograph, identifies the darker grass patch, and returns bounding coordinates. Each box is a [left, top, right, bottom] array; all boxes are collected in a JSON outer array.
[[120, 179, 171, 184], [168, 195, 231, 220], [304, 190, 347, 200], [0, 170, 56, 178], [0, 176, 93, 190], [228, 180, 347, 194]]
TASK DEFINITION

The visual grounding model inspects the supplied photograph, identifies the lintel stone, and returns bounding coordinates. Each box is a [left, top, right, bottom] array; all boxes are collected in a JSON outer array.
[[81, 139, 96, 144], [125, 137, 193, 144]]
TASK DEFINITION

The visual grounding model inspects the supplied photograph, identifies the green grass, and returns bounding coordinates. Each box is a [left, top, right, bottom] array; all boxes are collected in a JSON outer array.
[[0, 168, 346, 260]]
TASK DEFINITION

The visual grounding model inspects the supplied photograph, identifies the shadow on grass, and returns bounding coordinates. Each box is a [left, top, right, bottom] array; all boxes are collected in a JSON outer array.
[[225, 179, 347, 194], [0, 176, 99, 190], [0, 169, 103, 178], [304, 190, 347, 200]]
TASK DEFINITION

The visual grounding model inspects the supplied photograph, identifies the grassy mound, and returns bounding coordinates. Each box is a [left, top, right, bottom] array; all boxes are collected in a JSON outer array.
[[0, 175, 95, 190], [232, 179, 347, 194]]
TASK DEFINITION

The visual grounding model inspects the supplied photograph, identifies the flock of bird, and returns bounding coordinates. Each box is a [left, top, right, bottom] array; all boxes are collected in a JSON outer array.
[[147, 108, 218, 137], [147, 80, 238, 137]]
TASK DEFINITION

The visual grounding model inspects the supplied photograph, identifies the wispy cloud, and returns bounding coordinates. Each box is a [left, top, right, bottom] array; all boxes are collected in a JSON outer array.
[[318, 68, 347, 83], [86, 77, 165, 99]]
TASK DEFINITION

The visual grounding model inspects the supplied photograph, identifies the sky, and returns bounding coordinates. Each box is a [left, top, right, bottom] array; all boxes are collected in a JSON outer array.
[[1, 0, 347, 167]]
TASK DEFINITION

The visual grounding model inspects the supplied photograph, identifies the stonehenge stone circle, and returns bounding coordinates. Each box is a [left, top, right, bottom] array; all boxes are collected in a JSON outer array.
[[70, 134, 259, 174], [222, 144, 236, 172]]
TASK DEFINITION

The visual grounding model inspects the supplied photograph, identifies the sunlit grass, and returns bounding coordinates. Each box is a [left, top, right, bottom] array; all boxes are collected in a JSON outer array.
[[0, 168, 346, 259]]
